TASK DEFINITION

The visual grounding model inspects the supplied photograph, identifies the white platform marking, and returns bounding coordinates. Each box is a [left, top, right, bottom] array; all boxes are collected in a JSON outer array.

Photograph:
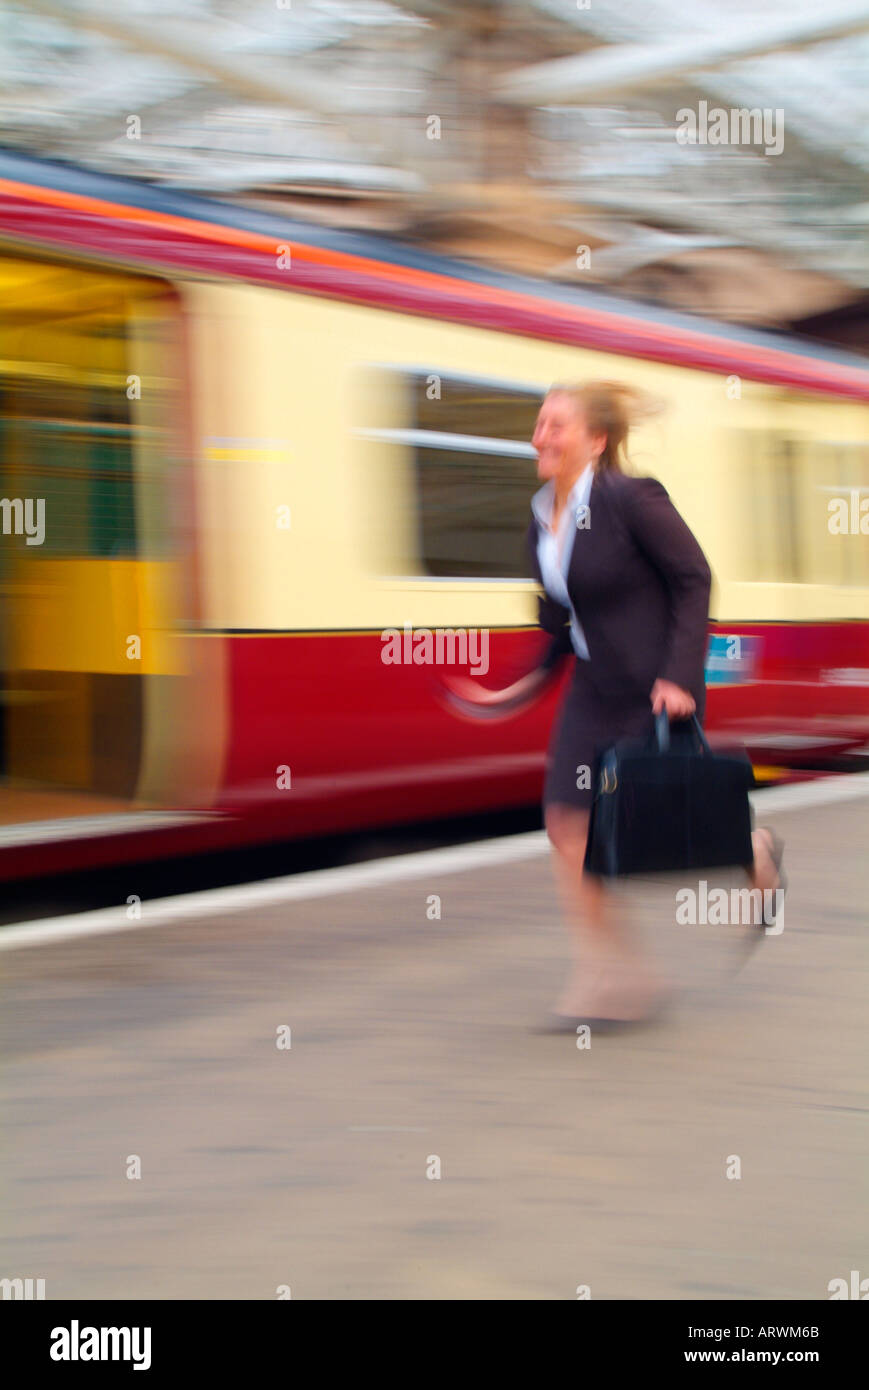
[[1, 772, 867, 951]]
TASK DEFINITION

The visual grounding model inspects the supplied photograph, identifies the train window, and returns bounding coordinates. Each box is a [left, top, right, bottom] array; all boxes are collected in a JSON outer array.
[[0, 269, 174, 560], [2, 375, 137, 557], [816, 442, 869, 587], [738, 431, 869, 588], [360, 371, 543, 579]]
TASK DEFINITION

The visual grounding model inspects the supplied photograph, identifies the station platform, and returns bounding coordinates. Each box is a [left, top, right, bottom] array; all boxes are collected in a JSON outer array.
[[0, 776, 867, 1300]]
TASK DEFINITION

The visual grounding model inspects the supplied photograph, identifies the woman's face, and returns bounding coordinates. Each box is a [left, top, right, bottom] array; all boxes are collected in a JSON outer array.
[[532, 392, 605, 482]]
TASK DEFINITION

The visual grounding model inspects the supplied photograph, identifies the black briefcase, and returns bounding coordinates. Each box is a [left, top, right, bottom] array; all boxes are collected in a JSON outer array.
[[583, 713, 755, 877]]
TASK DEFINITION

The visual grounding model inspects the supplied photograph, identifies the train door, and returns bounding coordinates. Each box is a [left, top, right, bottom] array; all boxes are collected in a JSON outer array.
[[0, 255, 184, 832]]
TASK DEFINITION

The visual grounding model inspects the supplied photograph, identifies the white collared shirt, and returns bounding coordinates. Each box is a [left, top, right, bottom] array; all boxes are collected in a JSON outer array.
[[531, 463, 593, 660]]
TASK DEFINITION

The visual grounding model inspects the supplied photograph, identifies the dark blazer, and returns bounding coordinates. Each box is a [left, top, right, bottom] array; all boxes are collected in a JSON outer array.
[[527, 470, 712, 717]]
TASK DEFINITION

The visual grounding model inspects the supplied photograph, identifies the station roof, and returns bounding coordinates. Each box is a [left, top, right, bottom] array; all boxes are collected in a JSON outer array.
[[2, 0, 868, 330]]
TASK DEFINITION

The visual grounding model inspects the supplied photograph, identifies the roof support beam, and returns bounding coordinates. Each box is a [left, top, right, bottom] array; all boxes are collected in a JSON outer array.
[[24, 0, 351, 118], [498, 4, 869, 104]]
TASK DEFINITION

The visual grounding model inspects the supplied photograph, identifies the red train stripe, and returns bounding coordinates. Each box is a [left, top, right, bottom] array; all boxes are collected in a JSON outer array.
[[1, 179, 868, 400]]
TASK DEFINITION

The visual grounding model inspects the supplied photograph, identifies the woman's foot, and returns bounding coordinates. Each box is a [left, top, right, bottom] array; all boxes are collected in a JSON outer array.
[[733, 828, 787, 967], [752, 827, 782, 894], [751, 827, 787, 926], [552, 952, 667, 1025]]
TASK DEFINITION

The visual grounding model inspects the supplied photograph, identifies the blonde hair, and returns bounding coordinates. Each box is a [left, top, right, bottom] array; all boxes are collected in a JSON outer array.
[[546, 380, 662, 474]]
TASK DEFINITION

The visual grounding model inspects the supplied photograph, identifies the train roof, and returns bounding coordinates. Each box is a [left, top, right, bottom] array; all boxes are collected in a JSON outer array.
[[1, 147, 868, 395]]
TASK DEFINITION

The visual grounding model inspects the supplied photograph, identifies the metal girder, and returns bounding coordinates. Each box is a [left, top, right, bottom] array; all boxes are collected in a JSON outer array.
[[556, 184, 869, 286], [151, 155, 422, 193], [549, 227, 738, 280], [22, 0, 358, 117], [497, 4, 869, 105]]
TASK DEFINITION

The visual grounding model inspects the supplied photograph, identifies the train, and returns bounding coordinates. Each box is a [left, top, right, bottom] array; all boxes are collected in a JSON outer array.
[[0, 149, 867, 883]]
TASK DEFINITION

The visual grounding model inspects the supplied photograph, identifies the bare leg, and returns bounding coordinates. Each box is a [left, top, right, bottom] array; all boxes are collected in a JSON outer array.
[[749, 827, 781, 895], [544, 803, 664, 1019]]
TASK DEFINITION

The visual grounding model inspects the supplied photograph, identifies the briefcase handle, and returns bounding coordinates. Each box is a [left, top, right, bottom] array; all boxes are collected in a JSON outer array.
[[654, 710, 712, 756]]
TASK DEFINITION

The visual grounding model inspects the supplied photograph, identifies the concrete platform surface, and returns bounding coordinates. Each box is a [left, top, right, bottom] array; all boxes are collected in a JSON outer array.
[[1, 788, 867, 1300]]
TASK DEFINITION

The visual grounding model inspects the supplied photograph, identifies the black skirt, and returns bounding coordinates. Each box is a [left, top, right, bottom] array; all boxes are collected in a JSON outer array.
[[543, 658, 656, 811]]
